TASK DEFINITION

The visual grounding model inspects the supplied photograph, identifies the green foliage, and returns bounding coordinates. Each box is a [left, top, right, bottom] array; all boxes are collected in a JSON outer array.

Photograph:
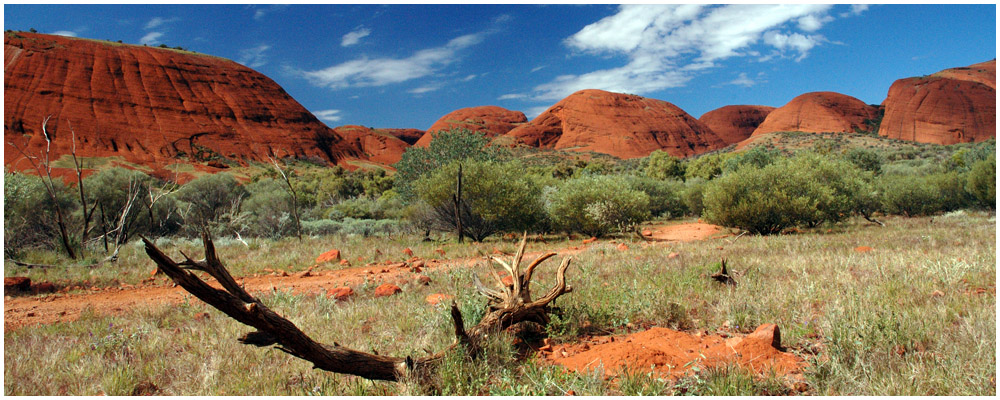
[[643, 150, 686, 180], [174, 173, 248, 235], [721, 146, 780, 174], [624, 175, 687, 218], [85, 167, 182, 240], [241, 178, 294, 238], [545, 175, 650, 237], [878, 174, 944, 217], [702, 153, 873, 234], [393, 129, 509, 201], [966, 158, 996, 209], [681, 177, 708, 218], [844, 147, 884, 174], [3, 171, 75, 256], [684, 152, 733, 181], [412, 160, 545, 241]]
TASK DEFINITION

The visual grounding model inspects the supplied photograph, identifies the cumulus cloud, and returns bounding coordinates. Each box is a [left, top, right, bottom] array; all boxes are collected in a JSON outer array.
[[408, 85, 441, 94], [252, 5, 289, 21], [140, 32, 164, 45], [51, 30, 77, 37], [726, 72, 757, 87], [524, 4, 837, 101], [341, 27, 371, 47], [313, 109, 343, 123], [298, 32, 484, 89], [842, 4, 870, 17], [238, 44, 271, 69]]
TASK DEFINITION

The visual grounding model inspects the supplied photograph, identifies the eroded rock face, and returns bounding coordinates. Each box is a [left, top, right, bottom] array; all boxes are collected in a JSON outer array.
[[878, 60, 996, 144], [4, 32, 361, 177], [698, 105, 776, 144], [381, 128, 424, 145], [415, 105, 526, 147], [751, 92, 879, 136], [505, 89, 725, 159], [332, 125, 410, 166]]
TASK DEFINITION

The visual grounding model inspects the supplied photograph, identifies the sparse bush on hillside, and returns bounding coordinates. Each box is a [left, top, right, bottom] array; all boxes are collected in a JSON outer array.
[[966, 158, 995, 209], [624, 175, 687, 218], [3, 171, 75, 256], [393, 128, 509, 201], [242, 178, 295, 238], [685, 152, 733, 181], [545, 175, 650, 237], [681, 177, 708, 218], [844, 147, 884, 174], [174, 173, 248, 236], [878, 174, 944, 217], [721, 146, 780, 174], [412, 160, 545, 241]]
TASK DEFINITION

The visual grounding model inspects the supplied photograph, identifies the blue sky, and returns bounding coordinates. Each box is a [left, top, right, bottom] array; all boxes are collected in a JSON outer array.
[[4, 4, 996, 130]]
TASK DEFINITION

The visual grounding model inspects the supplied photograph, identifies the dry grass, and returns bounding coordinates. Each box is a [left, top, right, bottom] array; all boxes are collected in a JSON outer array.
[[4, 212, 995, 395]]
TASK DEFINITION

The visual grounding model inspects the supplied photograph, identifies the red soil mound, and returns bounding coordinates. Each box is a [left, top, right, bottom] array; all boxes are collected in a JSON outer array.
[[332, 125, 410, 165], [505, 89, 726, 159], [415, 106, 527, 147], [699, 105, 776, 144], [751, 92, 878, 136], [3, 32, 364, 178], [879, 60, 996, 144], [547, 324, 804, 379]]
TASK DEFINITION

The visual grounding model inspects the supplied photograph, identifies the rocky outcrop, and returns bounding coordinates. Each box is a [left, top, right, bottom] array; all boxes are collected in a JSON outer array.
[[4, 32, 362, 178], [415, 106, 526, 147], [698, 105, 776, 144], [332, 125, 409, 165], [381, 128, 424, 145], [751, 92, 879, 136], [505, 89, 725, 159], [878, 60, 996, 144]]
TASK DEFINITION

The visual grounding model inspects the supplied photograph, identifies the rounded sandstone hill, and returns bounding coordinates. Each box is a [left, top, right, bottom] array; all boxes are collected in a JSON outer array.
[[751, 92, 879, 136], [381, 128, 425, 145], [332, 126, 410, 166], [415, 106, 527, 147], [878, 60, 996, 144], [698, 105, 776, 144], [3, 32, 362, 176], [505, 89, 726, 159]]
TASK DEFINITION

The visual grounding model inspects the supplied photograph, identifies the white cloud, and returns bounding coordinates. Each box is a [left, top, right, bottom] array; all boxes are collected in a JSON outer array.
[[238, 44, 271, 69], [727, 72, 756, 87], [313, 109, 343, 123], [530, 66, 545, 73], [845, 4, 869, 17], [408, 85, 441, 94], [341, 27, 371, 47], [461, 74, 477, 82], [298, 32, 484, 89], [140, 32, 164, 45], [498, 93, 528, 100], [144, 17, 177, 30], [252, 5, 289, 21], [525, 4, 837, 101], [51, 30, 77, 37]]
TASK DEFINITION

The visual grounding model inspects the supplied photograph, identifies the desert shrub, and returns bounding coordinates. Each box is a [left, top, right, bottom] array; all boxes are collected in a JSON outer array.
[[394, 128, 509, 201], [174, 173, 248, 235], [702, 153, 873, 234], [926, 172, 974, 212], [844, 147, 884, 174], [721, 146, 780, 174], [643, 150, 686, 180], [241, 178, 294, 238], [83, 167, 183, 240], [300, 218, 406, 237], [3, 171, 76, 256], [944, 140, 995, 172], [545, 175, 650, 237], [624, 175, 687, 218], [685, 152, 733, 181], [878, 175, 943, 217], [301, 219, 341, 236], [681, 177, 708, 217], [413, 159, 545, 241], [291, 166, 363, 210], [966, 158, 996, 209]]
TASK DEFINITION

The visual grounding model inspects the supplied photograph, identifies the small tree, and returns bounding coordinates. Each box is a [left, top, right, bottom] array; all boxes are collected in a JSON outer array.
[[643, 150, 686, 180], [393, 128, 509, 201], [175, 173, 248, 236], [966, 158, 996, 209], [545, 175, 650, 237]]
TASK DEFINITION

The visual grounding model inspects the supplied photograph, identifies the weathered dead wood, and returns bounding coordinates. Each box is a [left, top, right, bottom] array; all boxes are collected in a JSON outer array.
[[141, 231, 573, 382], [710, 258, 737, 286]]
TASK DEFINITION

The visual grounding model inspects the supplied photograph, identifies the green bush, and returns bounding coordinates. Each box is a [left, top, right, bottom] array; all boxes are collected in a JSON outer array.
[[878, 174, 943, 217], [721, 146, 780, 174], [681, 177, 708, 218], [643, 150, 686, 180], [242, 178, 294, 238], [966, 158, 995, 209], [545, 175, 650, 237], [175, 173, 248, 235], [844, 147, 884, 174], [413, 160, 545, 241], [685, 152, 733, 181], [394, 128, 509, 201], [624, 175, 687, 218], [3, 171, 76, 256], [83, 167, 182, 239]]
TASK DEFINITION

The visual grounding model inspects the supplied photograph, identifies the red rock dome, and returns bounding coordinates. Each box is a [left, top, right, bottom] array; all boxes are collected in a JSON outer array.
[[415, 106, 526, 147], [698, 105, 776, 145], [751, 92, 879, 136]]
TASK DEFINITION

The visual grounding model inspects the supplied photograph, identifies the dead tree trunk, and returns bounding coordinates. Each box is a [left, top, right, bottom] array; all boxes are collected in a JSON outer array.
[[141, 232, 572, 382]]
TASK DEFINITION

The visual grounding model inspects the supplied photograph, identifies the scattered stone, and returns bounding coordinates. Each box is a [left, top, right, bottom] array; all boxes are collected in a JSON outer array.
[[501, 275, 515, 286], [582, 237, 597, 244], [931, 290, 945, 298], [339, 259, 351, 266], [435, 248, 446, 256], [403, 248, 414, 257], [854, 246, 874, 253], [425, 293, 455, 305], [642, 230, 652, 236], [746, 323, 782, 349], [193, 312, 211, 321], [150, 266, 162, 277], [131, 381, 160, 396], [416, 275, 432, 285], [410, 265, 422, 273], [539, 344, 553, 352], [566, 390, 576, 396], [33, 281, 56, 293], [374, 283, 402, 298], [315, 249, 342, 264], [668, 252, 680, 259], [327, 287, 354, 301], [4, 277, 31, 293], [617, 243, 629, 252]]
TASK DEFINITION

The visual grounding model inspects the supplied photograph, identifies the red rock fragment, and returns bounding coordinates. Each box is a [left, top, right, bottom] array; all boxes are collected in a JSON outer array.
[[316, 249, 341, 264], [327, 287, 354, 301], [374, 283, 402, 298], [425, 293, 455, 305]]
